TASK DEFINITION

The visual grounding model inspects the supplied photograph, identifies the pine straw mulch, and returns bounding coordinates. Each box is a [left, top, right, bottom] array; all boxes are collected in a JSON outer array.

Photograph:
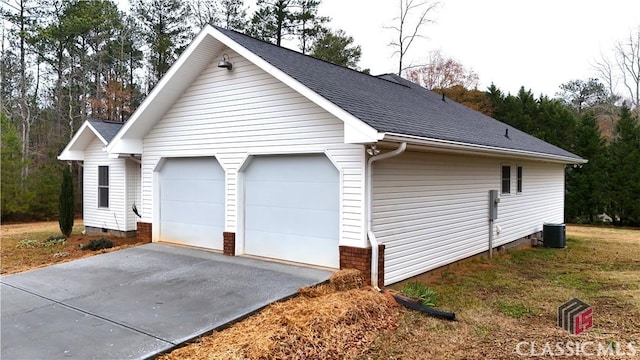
[[160, 269, 401, 360]]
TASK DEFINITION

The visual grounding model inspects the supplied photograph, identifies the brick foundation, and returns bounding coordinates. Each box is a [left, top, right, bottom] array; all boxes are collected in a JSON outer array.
[[339, 244, 385, 288], [136, 222, 152, 243], [223, 232, 236, 256]]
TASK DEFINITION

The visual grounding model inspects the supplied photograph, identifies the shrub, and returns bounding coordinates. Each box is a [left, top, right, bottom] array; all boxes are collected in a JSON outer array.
[[401, 281, 439, 307], [44, 235, 66, 247], [58, 167, 74, 237], [81, 238, 114, 251]]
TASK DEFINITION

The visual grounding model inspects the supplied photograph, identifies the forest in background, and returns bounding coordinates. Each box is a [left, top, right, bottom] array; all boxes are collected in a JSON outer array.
[[1, 0, 639, 226]]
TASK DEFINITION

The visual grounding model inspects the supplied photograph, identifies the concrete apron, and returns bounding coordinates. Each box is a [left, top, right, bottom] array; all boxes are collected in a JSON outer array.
[[1, 243, 332, 359]]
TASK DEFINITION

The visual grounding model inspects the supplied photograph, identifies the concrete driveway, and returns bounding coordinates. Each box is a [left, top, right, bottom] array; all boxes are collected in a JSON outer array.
[[1, 243, 331, 359]]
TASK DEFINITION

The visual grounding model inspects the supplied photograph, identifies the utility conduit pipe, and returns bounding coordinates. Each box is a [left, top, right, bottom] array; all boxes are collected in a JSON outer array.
[[366, 142, 407, 291]]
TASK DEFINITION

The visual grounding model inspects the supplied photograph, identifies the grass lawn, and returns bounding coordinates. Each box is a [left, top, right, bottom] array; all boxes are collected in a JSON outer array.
[[164, 225, 639, 359], [0, 220, 146, 275]]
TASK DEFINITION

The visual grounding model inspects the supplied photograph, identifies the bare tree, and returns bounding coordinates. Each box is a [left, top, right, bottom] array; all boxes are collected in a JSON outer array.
[[386, 0, 439, 76], [593, 53, 618, 99], [405, 50, 478, 90], [614, 27, 640, 112], [189, 0, 219, 29]]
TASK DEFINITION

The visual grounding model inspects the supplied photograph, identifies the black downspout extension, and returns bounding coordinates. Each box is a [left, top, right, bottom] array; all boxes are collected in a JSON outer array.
[[393, 295, 456, 321]]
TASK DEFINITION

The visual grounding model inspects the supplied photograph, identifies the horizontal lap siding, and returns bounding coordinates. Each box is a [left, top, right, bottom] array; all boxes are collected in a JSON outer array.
[[84, 139, 130, 231], [494, 162, 565, 245], [374, 152, 565, 285], [142, 49, 365, 246], [125, 160, 141, 230]]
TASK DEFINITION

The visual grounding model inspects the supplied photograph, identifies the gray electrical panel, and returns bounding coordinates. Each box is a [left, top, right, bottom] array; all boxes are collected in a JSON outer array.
[[489, 190, 499, 220]]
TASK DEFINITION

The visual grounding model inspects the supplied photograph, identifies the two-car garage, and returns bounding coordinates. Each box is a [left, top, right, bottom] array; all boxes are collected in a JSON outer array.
[[156, 155, 339, 268]]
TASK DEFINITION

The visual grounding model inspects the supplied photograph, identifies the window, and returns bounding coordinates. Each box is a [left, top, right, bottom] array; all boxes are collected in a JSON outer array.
[[501, 165, 511, 194], [98, 166, 109, 208], [517, 166, 523, 193]]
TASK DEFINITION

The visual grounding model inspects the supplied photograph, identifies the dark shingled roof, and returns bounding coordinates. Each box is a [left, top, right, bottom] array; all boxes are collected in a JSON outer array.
[[216, 27, 582, 161], [88, 119, 123, 143]]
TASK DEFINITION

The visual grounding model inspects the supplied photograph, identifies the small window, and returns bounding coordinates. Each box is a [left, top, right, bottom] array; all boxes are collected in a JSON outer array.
[[501, 165, 511, 194], [98, 166, 109, 208], [517, 166, 523, 193]]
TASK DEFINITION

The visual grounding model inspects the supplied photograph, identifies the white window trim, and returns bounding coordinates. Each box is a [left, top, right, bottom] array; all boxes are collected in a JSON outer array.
[[98, 165, 109, 209], [501, 164, 511, 195], [516, 165, 523, 194]]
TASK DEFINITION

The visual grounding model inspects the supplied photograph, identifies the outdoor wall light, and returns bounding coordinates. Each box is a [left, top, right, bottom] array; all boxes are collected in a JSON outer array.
[[217, 54, 233, 70]]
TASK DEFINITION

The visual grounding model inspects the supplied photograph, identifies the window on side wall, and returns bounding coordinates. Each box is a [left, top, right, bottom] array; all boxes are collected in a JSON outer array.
[[517, 166, 523, 193], [501, 165, 511, 194], [98, 166, 109, 208]]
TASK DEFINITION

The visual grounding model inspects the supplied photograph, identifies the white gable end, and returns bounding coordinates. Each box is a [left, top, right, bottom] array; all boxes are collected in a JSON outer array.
[[141, 48, 367, 248]]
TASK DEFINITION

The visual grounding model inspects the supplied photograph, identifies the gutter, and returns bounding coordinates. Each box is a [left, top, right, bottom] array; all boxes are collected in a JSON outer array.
[[366, 142, 407, 291], [382, 133, 587, 165]]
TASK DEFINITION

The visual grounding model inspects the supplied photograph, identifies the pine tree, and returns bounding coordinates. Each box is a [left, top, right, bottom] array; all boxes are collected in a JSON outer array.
[[566, 113, 607, 222], [310, 29, 361, 68], [59, 165, 74, 237], [608, 106, 640, 225], [132, 0, 193, 90], [1, 113, 30, 219]]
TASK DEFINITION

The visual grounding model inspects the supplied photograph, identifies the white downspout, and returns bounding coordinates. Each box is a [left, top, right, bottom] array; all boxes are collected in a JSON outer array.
[[367, 142, 407, 291]]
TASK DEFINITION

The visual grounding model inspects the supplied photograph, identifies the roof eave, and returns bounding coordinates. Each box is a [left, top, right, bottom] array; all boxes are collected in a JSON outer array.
[[382, 132, 588, 164], [58, 121, 108, 161]]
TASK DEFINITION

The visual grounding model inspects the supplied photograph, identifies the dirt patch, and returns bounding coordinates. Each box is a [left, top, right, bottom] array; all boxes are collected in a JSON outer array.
[[1, 221, 148, 275]]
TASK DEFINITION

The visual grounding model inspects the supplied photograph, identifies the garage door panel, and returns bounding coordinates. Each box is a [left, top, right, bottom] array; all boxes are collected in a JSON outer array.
[[246, 156, 337, 182], [160, 222, 224, 249], [245, 230, 338, 266], [245, 182, 338, 210], [245, 206, 338, 239], [160, 201, 224, 225], [160, 179, 224, 203], [158, 157, 224, 250], [244, 155, 339, 268]]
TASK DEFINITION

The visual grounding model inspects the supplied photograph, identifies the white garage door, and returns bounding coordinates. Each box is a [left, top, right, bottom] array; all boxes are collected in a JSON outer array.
[[158, 157, 225, 249], [244, 155, 339, 268]]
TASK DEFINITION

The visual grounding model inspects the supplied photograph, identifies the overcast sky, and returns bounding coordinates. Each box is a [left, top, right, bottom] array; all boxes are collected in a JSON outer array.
[[117, 0, 640, 98], [317, 0, 640, 97]]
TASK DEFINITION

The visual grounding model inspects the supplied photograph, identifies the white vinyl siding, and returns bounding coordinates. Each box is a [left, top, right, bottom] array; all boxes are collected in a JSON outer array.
[[83, 138, 135, 232], [125, 159, 142, 230], [373, 151, 565, 285], [142, 48, 366, 247]]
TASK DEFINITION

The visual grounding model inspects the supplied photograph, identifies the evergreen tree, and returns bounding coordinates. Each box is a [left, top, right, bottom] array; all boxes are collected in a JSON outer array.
[[608, 105, 640, 225], [1, 113, 30, 219], [566, 113, 607, 222], [310, 29, 361, 69], [248, 0, 328, 49], [132, 0, 193, 90], [248, 0, 294, 45], [58, 165, 74, 236], [220, 0, 248, 31]]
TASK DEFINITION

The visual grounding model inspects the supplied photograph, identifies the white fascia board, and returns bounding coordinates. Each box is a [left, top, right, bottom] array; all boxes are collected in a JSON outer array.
[[106, 27, 215, 155], [210, 27, 380, 144], [108, 138, 143, 157], [382, 133, 588, 164], [57, 121, 107, 160], [57, 150, 85, 161]]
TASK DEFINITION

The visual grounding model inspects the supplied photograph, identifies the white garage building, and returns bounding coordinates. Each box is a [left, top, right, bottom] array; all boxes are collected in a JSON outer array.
[[59, 26, 585, 286]]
